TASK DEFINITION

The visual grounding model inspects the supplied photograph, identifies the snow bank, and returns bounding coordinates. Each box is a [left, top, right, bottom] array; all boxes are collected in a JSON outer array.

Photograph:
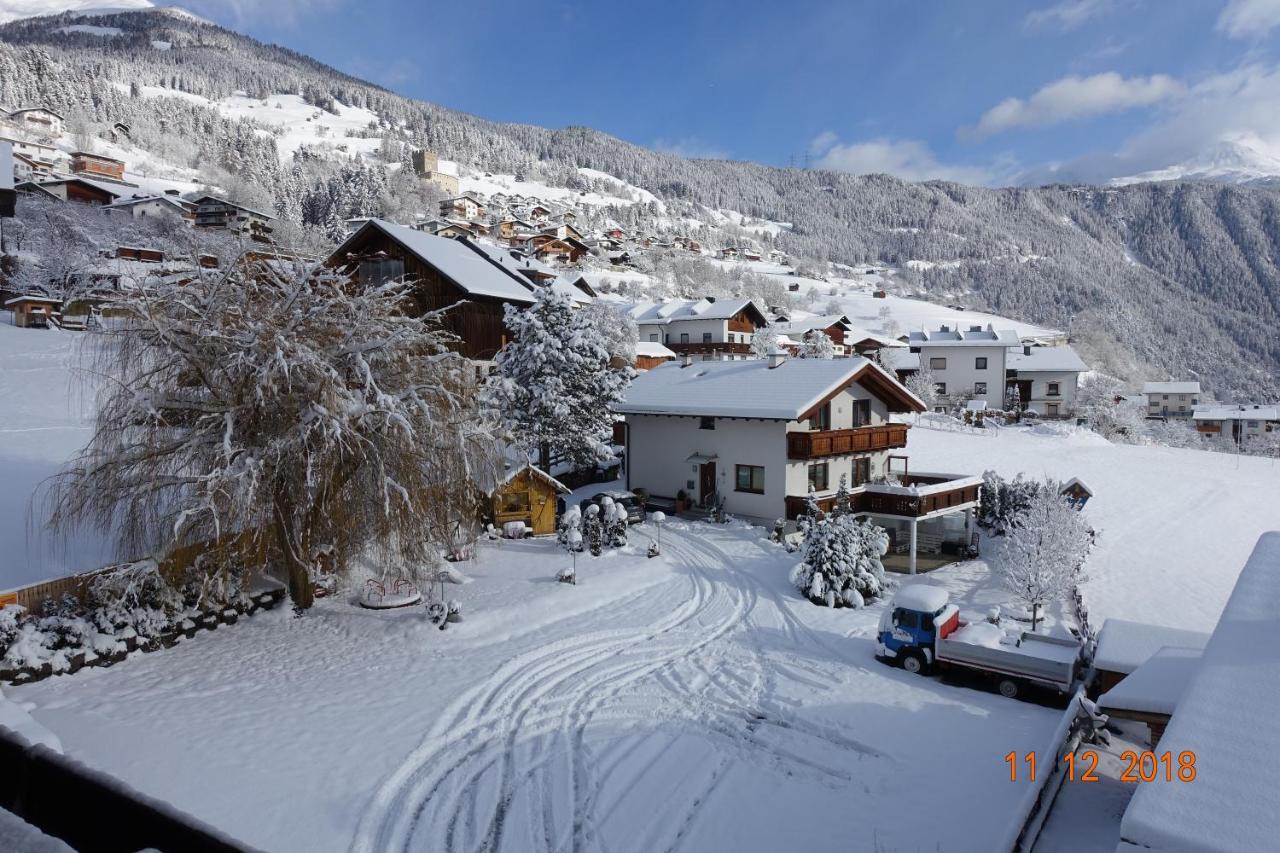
[[0, 685, 61, 752]]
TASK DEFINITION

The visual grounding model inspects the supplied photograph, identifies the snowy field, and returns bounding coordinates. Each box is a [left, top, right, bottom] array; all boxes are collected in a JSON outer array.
[[906, 420, 1280, 633], [0, 320, 112, 590], [8, 521, 1063, 853]]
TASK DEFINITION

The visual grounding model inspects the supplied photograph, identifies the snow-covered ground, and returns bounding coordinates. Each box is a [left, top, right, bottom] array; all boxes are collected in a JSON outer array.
[[0, 319, 112, 591], [906, 421, 1280, 633], [10, 521, 1063, 853]]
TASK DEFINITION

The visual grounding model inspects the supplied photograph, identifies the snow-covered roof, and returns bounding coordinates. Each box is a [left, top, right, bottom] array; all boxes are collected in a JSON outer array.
[[847, 329, 907, 348], [190, 195, 275, 220], [105, 195, 193, 214], [3, 294, 61, 306], [1143, 381, 1201, 395], [613, 356, 924, 419], [1117, 532, 1280, 853], [625, 298, 767, 326], [635, 341, 676, 359], [1006, 345, 1088, 372], [894, 584, 949, 613], [1098, 645, 1201, 716], [879, 349, 920, 371], [335, 220, 537, 304], [1094, 618, 1210, 674], [1060, 477, 1092, 495], [905, 325, 1020, 347], [1191, 404, 1280, 422]]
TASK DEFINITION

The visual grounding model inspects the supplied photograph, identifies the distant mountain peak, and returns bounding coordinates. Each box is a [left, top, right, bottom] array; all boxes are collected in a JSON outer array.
[[0, 0, 154, 25], [1111, 136, 1280, 187]]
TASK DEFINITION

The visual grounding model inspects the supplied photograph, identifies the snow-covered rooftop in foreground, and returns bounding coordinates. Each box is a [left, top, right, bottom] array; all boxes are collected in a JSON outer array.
[[614, 357, 921, 419], [1006, 344, 1088, 373], [1093, 618, 1210, 674], [1098, 645, 1201, 716], [1118, 532, 1280, 853], [1142, 381, 1201, 395]]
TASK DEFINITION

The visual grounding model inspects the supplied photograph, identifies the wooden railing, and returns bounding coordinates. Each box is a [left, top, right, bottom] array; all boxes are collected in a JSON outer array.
[[783, 480, 979, 520], [786, 423, 909, 460], [666, 341, 753, 355]]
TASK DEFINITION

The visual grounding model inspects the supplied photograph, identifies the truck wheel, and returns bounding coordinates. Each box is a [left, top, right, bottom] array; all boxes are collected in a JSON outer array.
[[901, 650, 928, 675], [998, 678, 1020, 699]]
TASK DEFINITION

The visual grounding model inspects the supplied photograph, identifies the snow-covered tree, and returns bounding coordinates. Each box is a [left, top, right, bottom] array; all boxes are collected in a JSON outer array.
[[1004, 383, 1022, 412], [484, 288, 634, 472], [790, 514, 890, 608], [557, 504, 584, 552], [832, 474, 854, 516], [49, 259, 499, 612], [998, 482, 1092, 631], [905, 364, 939, 411], [582, 504, 604, 556], [750, 325, 781, 360], [978, 471, 1045, 535], [801, 329, 836, 359], [1078, 374, 1141, 440]]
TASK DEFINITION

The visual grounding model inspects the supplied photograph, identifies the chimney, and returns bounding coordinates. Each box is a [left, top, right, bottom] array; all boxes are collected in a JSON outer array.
[[1024, 345, 1032, 356], [768, 350, 787, 369], [939, 324, 950, 333], [681, 353, 694, 368]]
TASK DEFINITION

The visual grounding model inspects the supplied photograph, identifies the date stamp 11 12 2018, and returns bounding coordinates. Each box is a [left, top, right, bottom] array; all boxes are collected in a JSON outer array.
[[1006, 750, 1197, 783]]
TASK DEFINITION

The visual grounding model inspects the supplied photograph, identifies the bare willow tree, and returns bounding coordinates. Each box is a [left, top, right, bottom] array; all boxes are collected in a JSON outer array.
[[49, 257, 500, 611]]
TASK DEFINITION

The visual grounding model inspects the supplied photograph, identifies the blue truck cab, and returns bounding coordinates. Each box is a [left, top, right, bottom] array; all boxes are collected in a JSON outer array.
[[876, 584, 958, 674]]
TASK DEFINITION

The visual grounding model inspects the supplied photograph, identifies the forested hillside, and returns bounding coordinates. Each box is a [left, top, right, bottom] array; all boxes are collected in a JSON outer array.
[[2, 7, 1278, 398]]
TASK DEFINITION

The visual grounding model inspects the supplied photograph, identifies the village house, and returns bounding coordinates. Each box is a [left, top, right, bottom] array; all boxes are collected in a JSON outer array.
[[439, 195, 486, 221], [7, 107, 64, 138], [1, 136, 65, 174], [615, 355, 982, 573], [526, 203, 551, 222], [104, 194, 196, 223], [0, 141, 12, 218], [327, 218, 538, 363], [904, 324, 1021, 411], [718, 247, 739, 260], [496, 218, 535, 242], [70, 151, 126, 182], [542, 222, 584, 241], [1143, 381, 1201, 419], [1191, 404, 1279, 443], [17, 176, 119, 205], [462, 241, 595, 304], [191, 195, 275, 237], [771, 314, 854, 356], [742, 248, 763, 262], [626, 298, 769, 360], [527, 236, 589, 264], [1005, 343, 1088, 418]]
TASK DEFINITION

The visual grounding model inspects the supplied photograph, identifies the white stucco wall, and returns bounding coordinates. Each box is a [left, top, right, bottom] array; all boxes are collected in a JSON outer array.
[[1146, 392, 1200, 417], [1018, 370, 1079, 417], [914, 345, 1007, 409]]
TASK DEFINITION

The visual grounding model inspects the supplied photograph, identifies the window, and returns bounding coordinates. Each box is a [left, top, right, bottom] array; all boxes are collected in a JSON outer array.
[[929, 357, 947, 370], [934, 382, 946, 396], [700, 416, 716, 430], [680, 333, 690, 344], [809, 402, 831, 432], [1248, 420, 1259, 428], [728, 333, 736, 344], [735, 465, 765, 494], [358, 257, 404, 288], [808, 463, 829, 491], [852, 399, 871, 428], [498, 490, 530, 514], [921, 613, 935, 631], [648, 333, 659, 342], [894, 609, 919, 629], [853, 457, 871, 486], [973, 382, 987, 395], [1047, 382, 1060, 396], [1162, 394, 1169, 400], [975, 357, 987, 370], [702, 332, 713, 343]]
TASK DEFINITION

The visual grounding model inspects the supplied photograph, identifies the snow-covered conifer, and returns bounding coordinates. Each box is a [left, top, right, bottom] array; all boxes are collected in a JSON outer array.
[[790, 515, 890, 607]]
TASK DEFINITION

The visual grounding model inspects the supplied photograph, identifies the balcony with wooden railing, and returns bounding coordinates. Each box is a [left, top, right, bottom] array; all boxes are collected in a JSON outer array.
[[786, 423, 909, 460], [666, 341, 753, 355], [783, 472, 981, 520]]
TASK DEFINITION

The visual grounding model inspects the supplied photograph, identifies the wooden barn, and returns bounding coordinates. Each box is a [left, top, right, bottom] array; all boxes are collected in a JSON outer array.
[[327, 219, 537, 361], [490, 464, 569, 536], [4, 294, 61, 328]]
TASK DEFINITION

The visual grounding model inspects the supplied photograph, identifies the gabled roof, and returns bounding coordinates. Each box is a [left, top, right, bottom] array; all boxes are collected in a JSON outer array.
[[1007, 344, 1088, 372], [190, 195, 275, 220], [19, 177, 120, 200], [771, 314, 852, 335], [331, 219, 537, 304], [1094, 618, 1210, 674], [106, 195, 194, 214], [1143, 381, 1201, 395], [625, 298, 768, 327], [905, 325, 1020, 347], [613, 357, 924, 419], [10, 107, 65, 120]]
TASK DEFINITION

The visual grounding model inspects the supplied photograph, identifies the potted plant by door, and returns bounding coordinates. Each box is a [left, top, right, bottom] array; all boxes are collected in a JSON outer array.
[[675, 490, 689, 513]]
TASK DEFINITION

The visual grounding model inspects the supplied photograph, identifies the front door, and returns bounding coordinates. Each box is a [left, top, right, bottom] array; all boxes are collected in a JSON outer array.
[[700, 461, 717, 505]]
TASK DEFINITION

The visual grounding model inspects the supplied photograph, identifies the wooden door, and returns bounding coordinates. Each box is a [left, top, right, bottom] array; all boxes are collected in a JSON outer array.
[[700, 462, 717, 504]]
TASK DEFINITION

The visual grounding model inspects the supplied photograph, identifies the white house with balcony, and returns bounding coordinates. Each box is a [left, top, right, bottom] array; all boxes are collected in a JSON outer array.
[[625, 298, 769, 361], [615, 355, 982, 573], [1143, 381, 1201, 419], [904, 324, 1020, 411], [1191, 404, 1278, 444], [1005, 344, 1088, 418]]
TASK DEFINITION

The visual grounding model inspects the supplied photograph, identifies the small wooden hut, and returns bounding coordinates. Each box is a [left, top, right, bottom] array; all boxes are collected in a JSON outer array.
[[490, 464, 570, 536]]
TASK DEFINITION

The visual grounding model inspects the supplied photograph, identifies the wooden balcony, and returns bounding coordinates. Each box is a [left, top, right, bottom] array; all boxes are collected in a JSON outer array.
[[786, 423, 909, 460], [666, 341, 753, 355], [784, 475, 980, 520]]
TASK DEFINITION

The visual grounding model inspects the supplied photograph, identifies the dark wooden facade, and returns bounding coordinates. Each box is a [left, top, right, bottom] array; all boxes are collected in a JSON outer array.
[[328, 225, 528, 360]]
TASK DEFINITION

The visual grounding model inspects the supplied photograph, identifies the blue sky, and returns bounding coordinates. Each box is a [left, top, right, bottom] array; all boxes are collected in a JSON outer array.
[[119, 1, 1280, 183]]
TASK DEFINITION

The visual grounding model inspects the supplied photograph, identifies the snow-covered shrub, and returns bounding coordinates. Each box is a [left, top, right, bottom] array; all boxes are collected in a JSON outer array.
[[558, 504, 584, 551], [583, 504, 604, 556], [790, 514, 890, 607]]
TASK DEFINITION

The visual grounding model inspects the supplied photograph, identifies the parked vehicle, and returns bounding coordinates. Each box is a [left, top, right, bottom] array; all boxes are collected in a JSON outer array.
[[579, 491, 645, 525], [876, 585, 1084, 700]]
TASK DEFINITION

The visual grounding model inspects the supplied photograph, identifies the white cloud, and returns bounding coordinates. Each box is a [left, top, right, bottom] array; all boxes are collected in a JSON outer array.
[[968, 72, 1185, 138], [1216, 0, 1280, 38], [808, 130, 838, 155], [1024, 0, 1110, 31], [1016, 63, 1280, 183], [0, 0, 151, 24], [813, 136, 994, 184]]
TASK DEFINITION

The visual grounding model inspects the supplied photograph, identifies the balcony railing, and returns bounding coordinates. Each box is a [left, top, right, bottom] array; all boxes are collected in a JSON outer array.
[[786, 423, 908, 460], [666, 341, 753, 355], [783, 474, 980, 520]]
